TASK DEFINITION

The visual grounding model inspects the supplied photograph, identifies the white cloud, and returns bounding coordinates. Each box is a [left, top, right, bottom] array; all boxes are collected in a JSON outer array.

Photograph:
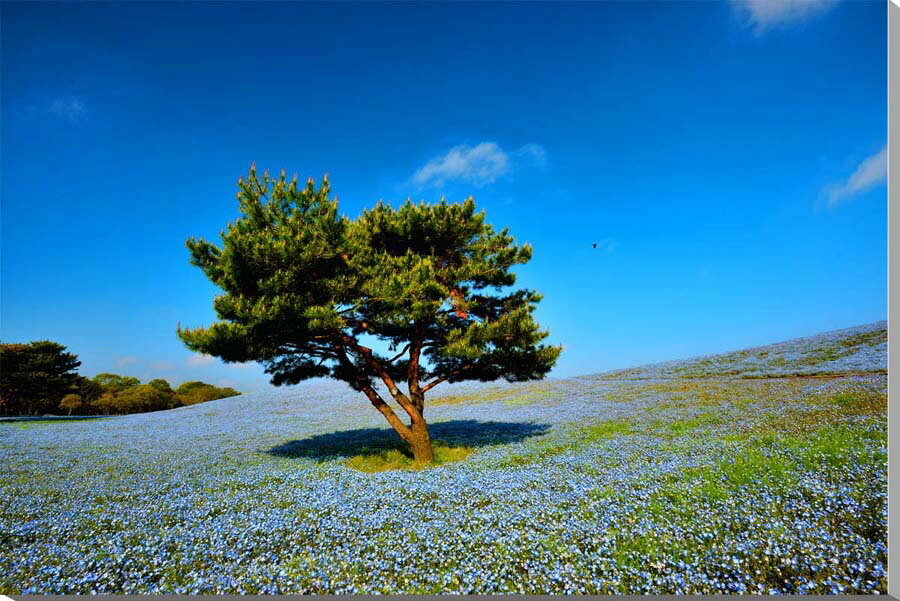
[[149, 360, 175, 370], [411, 142, 547, 188], [186, 354, 215, 367], [512, 143, 548, 166], [824, 145, 887, 207], [115, 356, 139, 367], [49, 97, 85, 121], [732, 0, 839, 33]]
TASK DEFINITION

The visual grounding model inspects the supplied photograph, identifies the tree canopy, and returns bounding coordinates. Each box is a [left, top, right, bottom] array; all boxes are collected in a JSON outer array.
[[0, 341, 81, 416], [178, 165, 561, 462], [0, 340, 239, 416]]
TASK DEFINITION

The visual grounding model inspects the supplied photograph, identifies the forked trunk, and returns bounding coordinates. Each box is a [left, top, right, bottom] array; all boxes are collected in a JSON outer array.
[[408, 420, 434, 463]]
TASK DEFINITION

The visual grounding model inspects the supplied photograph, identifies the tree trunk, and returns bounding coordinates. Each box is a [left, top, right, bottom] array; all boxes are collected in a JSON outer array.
[[408, 419, 434, 463]]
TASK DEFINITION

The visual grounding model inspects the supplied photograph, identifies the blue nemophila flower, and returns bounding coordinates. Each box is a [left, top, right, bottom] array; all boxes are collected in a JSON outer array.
[[0, 362, 886, 594]]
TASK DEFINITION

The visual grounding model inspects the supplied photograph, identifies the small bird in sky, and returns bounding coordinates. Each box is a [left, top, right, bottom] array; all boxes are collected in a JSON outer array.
[[592, 243, 598, 249]]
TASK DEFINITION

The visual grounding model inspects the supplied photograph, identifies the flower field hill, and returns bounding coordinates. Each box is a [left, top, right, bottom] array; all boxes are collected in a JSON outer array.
[[595, 320, 886, 380], [0, 322, 887, 594]]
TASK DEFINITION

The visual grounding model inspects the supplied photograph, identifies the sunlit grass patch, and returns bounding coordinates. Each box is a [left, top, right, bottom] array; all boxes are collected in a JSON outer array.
[[839, 328, 887, 349], [429, 380, 570, 408], [503, 386, 563, 407], [732, 397, 755, 410], [428, 387, 509, 407], [495, 418, 634, 467], [343, 440, 474, 473], [646, 420, 884, 523], [648, 444, 799, 515], [825, 391, 885, 414], [646, 412, 723, 438], [579, 418, 633, 441], [782, 422, 886, 472]]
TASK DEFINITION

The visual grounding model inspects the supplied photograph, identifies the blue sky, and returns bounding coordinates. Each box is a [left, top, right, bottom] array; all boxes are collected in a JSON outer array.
[[1, 1, 887, 391]]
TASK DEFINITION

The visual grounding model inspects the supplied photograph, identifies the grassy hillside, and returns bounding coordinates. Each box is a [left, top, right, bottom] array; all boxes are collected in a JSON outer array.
[[0, 323, 886, 594]]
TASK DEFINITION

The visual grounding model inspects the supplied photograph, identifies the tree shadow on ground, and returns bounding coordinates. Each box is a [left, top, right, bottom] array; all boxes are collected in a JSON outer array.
[[266, 419, 552, 461]]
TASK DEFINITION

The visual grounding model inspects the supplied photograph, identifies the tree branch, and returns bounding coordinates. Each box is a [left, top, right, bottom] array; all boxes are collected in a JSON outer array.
[[386, 343, 411, 364], [407, 325, 425, 413], [422, 363, 475, 393], [341, 333, 423, 424], [330, 338, 413, 441]]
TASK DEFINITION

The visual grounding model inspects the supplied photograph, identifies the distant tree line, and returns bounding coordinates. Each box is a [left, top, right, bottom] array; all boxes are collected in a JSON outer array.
[[0, 341, 240, 416]]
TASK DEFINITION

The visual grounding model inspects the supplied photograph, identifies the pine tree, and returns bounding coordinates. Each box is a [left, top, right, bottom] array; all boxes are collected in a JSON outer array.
[[0, 341, 81, 416], [178, 165, 561, 462]]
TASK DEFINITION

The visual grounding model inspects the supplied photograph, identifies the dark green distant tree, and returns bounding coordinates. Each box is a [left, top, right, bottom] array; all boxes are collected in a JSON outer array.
[[76, 376, 105, 410], [0, 341, 81, 416], [174, 381, 209, 395], [148, 378, 174, 394], [147, 379, 179, 409], [178, 166, 561, 462], [92, 373, 140, 391]]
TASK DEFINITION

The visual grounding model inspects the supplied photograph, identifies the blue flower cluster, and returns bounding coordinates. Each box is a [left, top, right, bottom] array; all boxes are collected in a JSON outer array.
[[0, 334, 886, 594]]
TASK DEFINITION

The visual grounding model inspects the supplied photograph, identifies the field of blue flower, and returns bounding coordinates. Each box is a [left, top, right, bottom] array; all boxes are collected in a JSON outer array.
[[0, 322, 887, 594]]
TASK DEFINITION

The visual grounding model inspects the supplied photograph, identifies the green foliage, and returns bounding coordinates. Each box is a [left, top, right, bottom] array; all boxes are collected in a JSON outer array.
[[84, 378, 239, 414], [178, 166, 560, 390], [90, 391, 120, 415], [92, 373, 140, 391], [114, 384, 174, 414], [177, 165, 560, 458], [0, 345, 239, 416], [76, 376, 104, 405], [174, 383, 240, 406], [174, 381, 209, 395], [58, 394, 85, 416], [148, 379, 174, 395], [0, 341, 82, 416]]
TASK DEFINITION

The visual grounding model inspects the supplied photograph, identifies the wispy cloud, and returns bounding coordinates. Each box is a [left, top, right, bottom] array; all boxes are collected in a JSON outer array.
[[824, 145, 887, 207], [411, 142, 547, 188], [149, 360, 175, 370], [595, 239, 619, 253], [186, 354, 215, 367], [511, 143, 548, 167], [732, 0, 839, 34], [115, 356, 139, 367], [49, 96, 85, 121]]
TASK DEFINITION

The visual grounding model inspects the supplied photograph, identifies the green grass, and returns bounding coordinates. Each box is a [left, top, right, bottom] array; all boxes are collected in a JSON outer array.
[[795, 330, 885, 367], [429, 381, 570, 408], [496, 418, 633, 467], [649, 443, 799, 514], [783, 423, 886, 471], [666, 413, 722, 436], [343, 440, 474, 473], [579, 418, 633, 441], [646, 412, 723, 437], [645, 420, 884, 522]]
